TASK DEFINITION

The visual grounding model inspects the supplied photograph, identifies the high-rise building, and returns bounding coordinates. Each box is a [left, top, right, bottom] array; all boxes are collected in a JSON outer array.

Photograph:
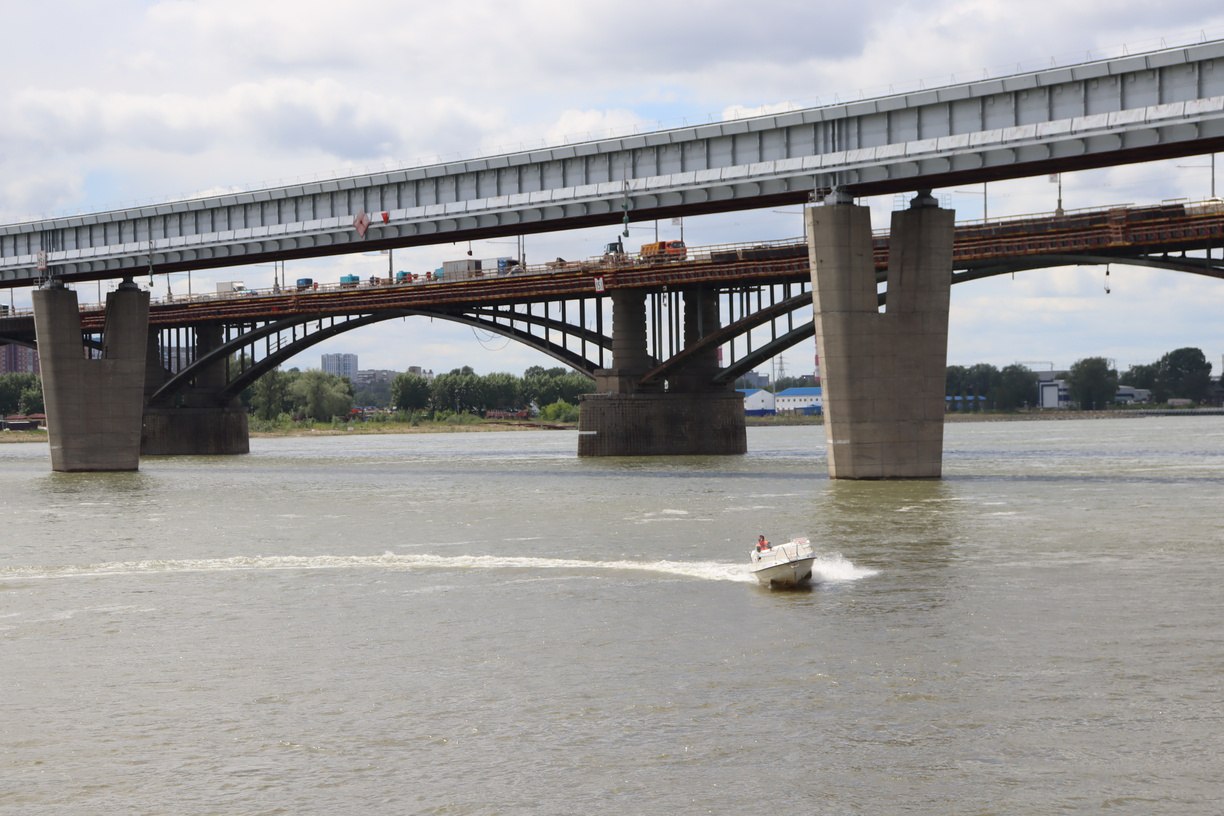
[[0, 344, 39, 375], [321, 353, 358, 380]]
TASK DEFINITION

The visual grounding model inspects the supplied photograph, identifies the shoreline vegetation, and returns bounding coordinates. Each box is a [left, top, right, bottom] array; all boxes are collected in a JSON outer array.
[[3, 407, 1221, 444]]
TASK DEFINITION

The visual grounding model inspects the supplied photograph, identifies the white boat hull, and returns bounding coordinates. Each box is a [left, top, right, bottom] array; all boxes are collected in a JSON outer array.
[[750, 538, 817, 588]]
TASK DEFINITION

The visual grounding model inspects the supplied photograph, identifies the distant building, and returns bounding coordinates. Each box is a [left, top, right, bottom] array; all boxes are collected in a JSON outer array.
[[353, 369, 399, 388], [406, 365, 435, 380], [0, 344, 39, 375], [739, 388, 776, 416], [945, 395, 987, 411], [1038, 379, 1070, 409], [321, 353, 358, 380], [741, 370, 770, 389], [1114, 385, 1152, 404], [775, 386, 823, 414]]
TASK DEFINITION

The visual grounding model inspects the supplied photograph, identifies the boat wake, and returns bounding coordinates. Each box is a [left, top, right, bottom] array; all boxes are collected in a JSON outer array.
[[0, 551, 877, 586]]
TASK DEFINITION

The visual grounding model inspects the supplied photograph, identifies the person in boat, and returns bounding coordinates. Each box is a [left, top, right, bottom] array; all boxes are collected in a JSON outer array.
[[756, 535, 772, 552]]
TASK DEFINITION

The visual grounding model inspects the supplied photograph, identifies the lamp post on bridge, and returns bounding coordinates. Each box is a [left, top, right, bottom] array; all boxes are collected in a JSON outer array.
[[954, 183, 988, 221], [1176, 154, 1217, 199]]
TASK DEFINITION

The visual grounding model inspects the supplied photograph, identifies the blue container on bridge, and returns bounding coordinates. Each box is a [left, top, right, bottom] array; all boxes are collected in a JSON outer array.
[[295, 278, 314, 290]]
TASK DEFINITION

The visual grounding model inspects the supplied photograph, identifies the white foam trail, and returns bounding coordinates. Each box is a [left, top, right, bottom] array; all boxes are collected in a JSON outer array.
[[810, 552, 880, 583], [1, 550, 877, 586]]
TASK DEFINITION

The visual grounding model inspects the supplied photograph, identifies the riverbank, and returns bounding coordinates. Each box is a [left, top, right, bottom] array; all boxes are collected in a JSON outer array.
[[250, 419, 575, 438], [4, 409, 1219, 444]]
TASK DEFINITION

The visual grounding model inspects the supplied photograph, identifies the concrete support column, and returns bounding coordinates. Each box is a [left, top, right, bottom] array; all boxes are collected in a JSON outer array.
[[593, 288, 654, 394], [673, 286, 721, 390], [580, 285, 745, 456], [32, 281, 149, 472], [191, 324, 227, 390], [807, 194, 954, 478]]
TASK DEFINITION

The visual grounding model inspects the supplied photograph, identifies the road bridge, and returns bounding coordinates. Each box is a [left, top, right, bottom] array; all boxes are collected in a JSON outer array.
[[3, 199, 1221, 462], [5, 40, 1224, 472]]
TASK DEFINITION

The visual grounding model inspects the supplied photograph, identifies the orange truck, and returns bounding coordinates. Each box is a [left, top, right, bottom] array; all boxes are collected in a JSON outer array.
[[639, 240, 687, 262]]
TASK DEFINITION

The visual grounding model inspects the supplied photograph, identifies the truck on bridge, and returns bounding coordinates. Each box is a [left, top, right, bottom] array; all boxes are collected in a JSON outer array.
[[639, 240, 687, 262]]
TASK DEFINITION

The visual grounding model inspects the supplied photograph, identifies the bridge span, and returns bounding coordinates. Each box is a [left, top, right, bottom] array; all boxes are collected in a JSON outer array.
[[3, 199, 1221, 470], [9, 38, 1224, 474]]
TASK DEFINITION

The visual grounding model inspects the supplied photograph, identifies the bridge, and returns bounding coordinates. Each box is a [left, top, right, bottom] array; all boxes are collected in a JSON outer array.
[[4, 198, 1221, 458], [4, 39, 1224, 475]]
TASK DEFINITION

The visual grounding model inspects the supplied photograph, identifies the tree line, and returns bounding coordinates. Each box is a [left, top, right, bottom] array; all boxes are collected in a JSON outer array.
[[245, 365, 593, 423], [3, 345, 1213, 421], [0, 373, 44, 416], [946, 346, 1215, 410]]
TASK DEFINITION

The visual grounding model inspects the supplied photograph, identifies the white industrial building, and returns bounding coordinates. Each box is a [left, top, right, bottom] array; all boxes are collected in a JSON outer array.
[[739, 388, 776, 415], [775, 387, 823, 414]]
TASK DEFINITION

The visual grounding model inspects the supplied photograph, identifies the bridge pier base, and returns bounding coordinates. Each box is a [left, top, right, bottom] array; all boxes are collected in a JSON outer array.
[[141, 406, 250, 455], [579, 287, 746, 456], [807, 194, 954, 479], [32, 280, 149, 472], [141, 325, 250, 455], [578, 391, 746, 456]]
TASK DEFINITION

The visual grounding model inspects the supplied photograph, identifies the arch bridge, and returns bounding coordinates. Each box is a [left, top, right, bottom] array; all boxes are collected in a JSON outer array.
[[7, 37, 1224, 472], [4, 199, 1221, 459]]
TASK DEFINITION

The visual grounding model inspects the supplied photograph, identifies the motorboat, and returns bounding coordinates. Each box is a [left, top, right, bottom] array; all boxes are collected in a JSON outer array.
[[750, 537, 817, 588]]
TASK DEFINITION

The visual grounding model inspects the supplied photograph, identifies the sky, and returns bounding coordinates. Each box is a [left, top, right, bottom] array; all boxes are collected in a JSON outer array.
[[3, 1, 1224, 379]]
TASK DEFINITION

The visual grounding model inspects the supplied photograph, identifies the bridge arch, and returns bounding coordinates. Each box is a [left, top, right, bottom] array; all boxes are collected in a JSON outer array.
[[148, 303, 611, 407], [148, 247, 1224, 407]]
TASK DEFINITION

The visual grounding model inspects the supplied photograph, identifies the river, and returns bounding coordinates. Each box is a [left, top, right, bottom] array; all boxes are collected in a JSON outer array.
[[2, 417, 1221, 814]]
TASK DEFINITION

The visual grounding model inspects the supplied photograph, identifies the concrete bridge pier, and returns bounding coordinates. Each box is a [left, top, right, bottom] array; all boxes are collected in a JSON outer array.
[[141, 324, 250, 455], [579, 287, 746, 456], [32, 279, 150, 472], [807, 192, 954, 479]]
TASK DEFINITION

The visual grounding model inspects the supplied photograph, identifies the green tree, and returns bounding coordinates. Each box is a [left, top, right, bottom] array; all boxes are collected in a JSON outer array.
[[353, 377, 393, 408], [1156, 347, 1212, 403], [249, 367, 293, 421], [290, 370, 353, 421], [391, 372, 432, 412], [0, 372, 40, 415], [539, 399, 579, 422], [775, 374, 817, 391], [553, 372, 594, 404], [18, 383, 44, 415], [521, 367, 564, 407], [965, 363, 1000, 410], [521, 367, 593, 407], [995, 364, 1038, 410], [1121, 362, 1158, 392], [430, 369, 485, 414], [482, 372, 522, 410], [945, 365, 968, 397], [1068, 357, 1118, 409]]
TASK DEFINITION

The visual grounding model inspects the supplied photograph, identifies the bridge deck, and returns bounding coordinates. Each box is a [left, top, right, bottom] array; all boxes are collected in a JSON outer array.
[[0, 199, 1221, 341]]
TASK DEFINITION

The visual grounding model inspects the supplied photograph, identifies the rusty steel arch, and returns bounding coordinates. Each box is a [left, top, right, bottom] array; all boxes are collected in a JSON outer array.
[[147, 300, 611, 407]]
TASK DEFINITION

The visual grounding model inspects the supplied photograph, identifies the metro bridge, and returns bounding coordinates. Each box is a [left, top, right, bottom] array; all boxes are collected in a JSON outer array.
[[4, 198, 1221, 454], [5, 39, 1224, 474]]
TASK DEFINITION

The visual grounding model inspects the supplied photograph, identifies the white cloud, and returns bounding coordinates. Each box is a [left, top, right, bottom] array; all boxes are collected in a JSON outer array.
[[3, 1, 1224, 373]]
